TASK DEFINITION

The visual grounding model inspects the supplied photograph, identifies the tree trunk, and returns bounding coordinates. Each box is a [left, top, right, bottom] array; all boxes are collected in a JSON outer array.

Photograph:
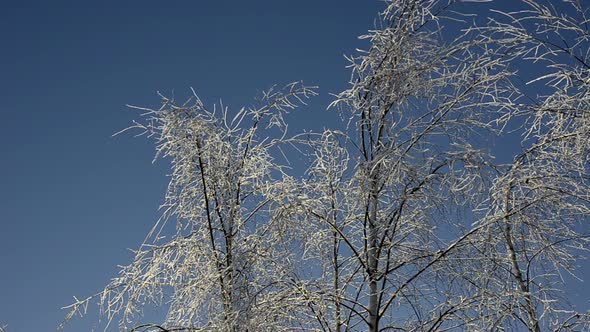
[[367, 176, 380, 332]]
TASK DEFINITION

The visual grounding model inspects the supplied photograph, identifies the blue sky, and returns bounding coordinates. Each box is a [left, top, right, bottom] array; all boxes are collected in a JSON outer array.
[[0, 1, 588, 331]]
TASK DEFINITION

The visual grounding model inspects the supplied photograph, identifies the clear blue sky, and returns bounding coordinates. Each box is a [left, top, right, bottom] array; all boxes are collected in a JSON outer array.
[[0, 1, 587, 331]]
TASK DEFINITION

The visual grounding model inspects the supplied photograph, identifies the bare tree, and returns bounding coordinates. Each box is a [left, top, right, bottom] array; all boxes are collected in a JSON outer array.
[[454, 0, 590, 330], [62, 82, 317, 331], [296, 0, 515, 330], [64, 1, 590, 331]]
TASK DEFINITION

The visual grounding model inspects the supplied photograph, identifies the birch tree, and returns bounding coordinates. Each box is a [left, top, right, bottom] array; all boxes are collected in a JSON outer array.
[[292, 0, 516, 330], [63, 82, 318, 331], [455, 1, 590, 330]]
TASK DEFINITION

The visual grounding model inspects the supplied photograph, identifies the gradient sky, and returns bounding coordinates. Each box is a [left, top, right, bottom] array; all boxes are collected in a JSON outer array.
[[0, 1, 588, 331]]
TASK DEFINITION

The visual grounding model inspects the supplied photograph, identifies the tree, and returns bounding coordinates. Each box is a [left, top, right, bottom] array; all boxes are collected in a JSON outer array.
[[63, 82, 318, 332], [64, 1, 590, 331], [453, 1, 590, 330]]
